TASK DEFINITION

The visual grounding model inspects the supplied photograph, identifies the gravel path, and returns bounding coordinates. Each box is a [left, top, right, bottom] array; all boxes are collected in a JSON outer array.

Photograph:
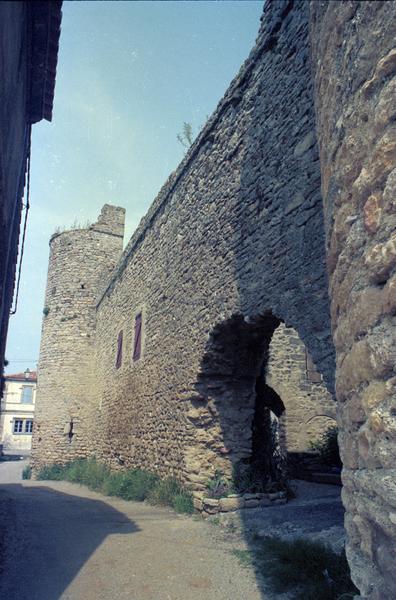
[[0, 460, 264, 600], [214, 479, 345, 554]]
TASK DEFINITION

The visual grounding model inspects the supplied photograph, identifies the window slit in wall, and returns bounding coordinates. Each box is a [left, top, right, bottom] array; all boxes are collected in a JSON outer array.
[[68, 420, 74, 444], [116, 330, 123, 369], [133, 313, 142, 361]]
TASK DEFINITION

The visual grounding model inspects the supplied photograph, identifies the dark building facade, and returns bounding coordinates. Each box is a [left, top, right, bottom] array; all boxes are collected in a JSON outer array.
[[0, 1, 62, 384]]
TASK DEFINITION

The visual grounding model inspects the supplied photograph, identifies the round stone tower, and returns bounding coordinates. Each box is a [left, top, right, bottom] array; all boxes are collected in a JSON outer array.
[[31, 204, 125, 469]]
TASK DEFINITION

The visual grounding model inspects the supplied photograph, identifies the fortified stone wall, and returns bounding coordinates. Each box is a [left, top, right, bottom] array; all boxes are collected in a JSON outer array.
[[310, 1, 396, 598], [32, 1, 396, 595], [32, 205, 125, 467], [91, 0, 334, 488]]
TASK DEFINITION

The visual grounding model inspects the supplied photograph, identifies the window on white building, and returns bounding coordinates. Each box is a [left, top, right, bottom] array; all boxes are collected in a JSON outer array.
[[21, 386, 33, 404], [25, 420, 33, 434], [13, 420, 23, 433]]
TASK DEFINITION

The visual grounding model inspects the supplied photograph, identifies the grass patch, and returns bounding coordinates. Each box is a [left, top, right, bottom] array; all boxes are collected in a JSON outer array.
[[22, 465, 32, 480], [172, 492, 194, 514], [243, 536, 358, 600], [36, 459, 194, 514], [104, 469, 159, 501], [147, 476, 194, 513], [36, 463, 66, 480], [232, 548, 253, 567]]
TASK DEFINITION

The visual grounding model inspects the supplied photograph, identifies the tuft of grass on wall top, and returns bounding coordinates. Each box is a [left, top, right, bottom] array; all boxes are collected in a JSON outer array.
[[36, 459, 194, 514]]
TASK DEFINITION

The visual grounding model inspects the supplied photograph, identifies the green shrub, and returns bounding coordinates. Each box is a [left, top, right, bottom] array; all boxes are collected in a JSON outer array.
[[172, 492, 194, 514], [309, 426, 341, 467], [232, 463, 267, 493], [22, 465, 32, 480], [206, 470, 232, 498], [37, 463, 67, 480], [147, 477, 194, 513], [101, 472, 127, 497], [109, 469, 159, 501], [245, 536, 358, 600], [71, 458, 109, 490], [147, 477, 182, 506], [35, 459, 193, 514]]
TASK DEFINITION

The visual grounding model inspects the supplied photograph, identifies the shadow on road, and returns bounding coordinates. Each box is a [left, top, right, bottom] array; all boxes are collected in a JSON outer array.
[[0, 454, 29, 462], [0, 484, 140, 600]]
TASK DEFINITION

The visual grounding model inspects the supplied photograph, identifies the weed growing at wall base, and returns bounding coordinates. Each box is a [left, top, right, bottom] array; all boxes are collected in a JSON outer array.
[[146, 477, 194, 513], [22, 465, 32, 479], [36, 459, 194, 514], [234, 536, 358, 600]]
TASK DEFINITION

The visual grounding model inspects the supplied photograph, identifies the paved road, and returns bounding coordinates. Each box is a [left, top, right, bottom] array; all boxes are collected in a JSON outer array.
[[0, 460, 264, 600]]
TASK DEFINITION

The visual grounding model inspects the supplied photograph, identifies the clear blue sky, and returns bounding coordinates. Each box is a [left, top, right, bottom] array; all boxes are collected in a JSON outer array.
[[6, 0, 263, 374]]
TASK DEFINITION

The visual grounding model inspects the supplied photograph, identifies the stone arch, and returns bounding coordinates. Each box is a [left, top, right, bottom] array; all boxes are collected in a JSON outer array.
[[301, 415, 337, 448], [184, 312, 280, 489], [266, 323, 336, 452], [185, 312, 335, 490]]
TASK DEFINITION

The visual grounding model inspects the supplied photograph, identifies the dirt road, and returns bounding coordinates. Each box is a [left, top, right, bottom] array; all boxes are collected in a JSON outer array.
[[0, 460, 263, 600]]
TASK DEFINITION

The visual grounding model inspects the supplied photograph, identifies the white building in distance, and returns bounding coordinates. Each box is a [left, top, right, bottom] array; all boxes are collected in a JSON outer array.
[[0, 369, 36, 454]]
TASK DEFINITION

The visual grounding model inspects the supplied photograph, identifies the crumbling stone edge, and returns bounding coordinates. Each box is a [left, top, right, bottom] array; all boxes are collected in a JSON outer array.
[[193, 491, 287, 517]]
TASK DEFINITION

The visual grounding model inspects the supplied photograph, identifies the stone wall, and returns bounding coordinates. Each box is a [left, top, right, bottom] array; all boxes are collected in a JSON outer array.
[[310, 1, 396, 598], [34, 0, 335, 481], [31, 205, 125, 467], [267, 323, 335, 452], [89, 0, 334, 489]]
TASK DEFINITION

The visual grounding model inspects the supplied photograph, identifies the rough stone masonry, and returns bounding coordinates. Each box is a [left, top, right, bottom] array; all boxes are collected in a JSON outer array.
[[32, 1, 396, 598]]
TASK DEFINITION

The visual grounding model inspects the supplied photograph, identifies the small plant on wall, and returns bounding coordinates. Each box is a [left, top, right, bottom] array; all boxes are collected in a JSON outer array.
[[206, 470, 232, 498], [43, 306, 50, 317], [177, 121, 194, 150], [309, 426, 341, 467]]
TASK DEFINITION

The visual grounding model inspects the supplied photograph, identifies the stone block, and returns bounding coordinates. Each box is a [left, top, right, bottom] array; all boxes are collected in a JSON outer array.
[[369, 412, 384, 434], [202, 498, 219, 507], [202, 498, 219, 514], [383, 274, 396, 315], [365, 234, 396, 282], [363, 193, 382, 234], [362, 381, 388, 413], [336, 341, 374, 400], [268, 492, 286, 501], [259, 498, 272, 507], [293, 131, 315, 157], [244, 499, 260, 509], [193, 497, 203, 511], [348, 287, 384, 340], [219, 497, 245, 512]]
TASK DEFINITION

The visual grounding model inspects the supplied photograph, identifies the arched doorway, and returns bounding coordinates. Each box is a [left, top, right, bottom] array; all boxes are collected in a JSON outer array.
[[187, 312, 336, 492]]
